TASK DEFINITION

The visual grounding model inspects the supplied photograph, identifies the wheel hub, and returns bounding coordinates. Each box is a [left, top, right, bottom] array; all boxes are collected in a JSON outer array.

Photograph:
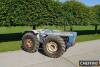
[[25, 39, 32, 48], [46, 42, 58, 53]]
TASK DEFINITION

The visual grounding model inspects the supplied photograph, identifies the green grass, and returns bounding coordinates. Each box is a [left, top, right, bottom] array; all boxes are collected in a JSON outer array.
[[0, 26, 32, 34], [0, 25, 100, 34], [0, 41, 20, 52], [38, 25, 100, 31], [73, 26, 95, 30], [77, 34, 100, 42]]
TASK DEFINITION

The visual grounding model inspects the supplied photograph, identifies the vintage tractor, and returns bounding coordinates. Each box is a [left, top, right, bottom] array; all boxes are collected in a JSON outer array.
[[21, 29, 77, 58]]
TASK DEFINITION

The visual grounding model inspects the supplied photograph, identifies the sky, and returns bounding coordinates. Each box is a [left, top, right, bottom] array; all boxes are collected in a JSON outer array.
[[59, 0, 100, 6]]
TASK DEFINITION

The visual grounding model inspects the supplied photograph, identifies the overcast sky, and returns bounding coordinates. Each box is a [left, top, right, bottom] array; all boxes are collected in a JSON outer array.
[[59, 0, 100, 6]]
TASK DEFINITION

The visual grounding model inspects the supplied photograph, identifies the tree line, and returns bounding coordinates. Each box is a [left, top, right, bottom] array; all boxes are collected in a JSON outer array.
[[0, 0, 100, 26]]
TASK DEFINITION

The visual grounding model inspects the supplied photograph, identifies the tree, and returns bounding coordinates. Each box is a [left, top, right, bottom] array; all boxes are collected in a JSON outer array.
[[62, 1, 97, 25], [93, 5, 100, 24], [0, 0, 63, 26], [0, 0, 98, 26]]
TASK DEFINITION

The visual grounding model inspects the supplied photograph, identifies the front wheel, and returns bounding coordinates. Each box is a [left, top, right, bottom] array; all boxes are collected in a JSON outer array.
[[21, 32, 39, 53], [43, 36, 66, 58]]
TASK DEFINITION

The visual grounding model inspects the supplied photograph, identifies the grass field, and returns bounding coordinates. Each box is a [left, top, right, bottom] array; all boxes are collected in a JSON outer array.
[[0, 41, 20, 52], [0, 26, 100, 52], [0, 25, 100, 34], [77, 34, 100, 42], [0, 26, 32, 34]]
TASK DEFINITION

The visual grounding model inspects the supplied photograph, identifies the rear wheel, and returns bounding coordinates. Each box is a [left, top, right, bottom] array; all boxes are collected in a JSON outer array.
[[43, 36, 66, 58], [21, 32, 39, 53]]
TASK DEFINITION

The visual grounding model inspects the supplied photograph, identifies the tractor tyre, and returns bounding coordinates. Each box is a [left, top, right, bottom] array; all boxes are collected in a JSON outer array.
[[43, 36, 66, 58], [21, 32, 39, 53]]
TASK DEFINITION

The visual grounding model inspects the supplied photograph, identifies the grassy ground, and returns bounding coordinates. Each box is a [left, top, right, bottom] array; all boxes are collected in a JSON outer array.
[[0, 26, 100, 52], [0, 41, 20, 52], [0, 25, 100, 34], [77, 34, 100, 42], [0, 26, 32, 34]]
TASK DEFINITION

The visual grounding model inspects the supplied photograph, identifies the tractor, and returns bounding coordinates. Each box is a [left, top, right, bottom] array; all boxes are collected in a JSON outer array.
[[21, 27, 77, 58]]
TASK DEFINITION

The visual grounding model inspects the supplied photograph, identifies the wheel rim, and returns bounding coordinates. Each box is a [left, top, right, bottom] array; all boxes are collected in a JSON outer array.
[[46, 41, 58, 53], [25, 39, 33, 48]]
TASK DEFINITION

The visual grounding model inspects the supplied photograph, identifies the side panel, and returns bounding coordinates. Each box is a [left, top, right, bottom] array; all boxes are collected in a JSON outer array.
[[66, 32, 77, 48]]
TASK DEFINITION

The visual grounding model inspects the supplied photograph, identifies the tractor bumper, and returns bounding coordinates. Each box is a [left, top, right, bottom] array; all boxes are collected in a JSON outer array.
[[67, 32, 77, 48]]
